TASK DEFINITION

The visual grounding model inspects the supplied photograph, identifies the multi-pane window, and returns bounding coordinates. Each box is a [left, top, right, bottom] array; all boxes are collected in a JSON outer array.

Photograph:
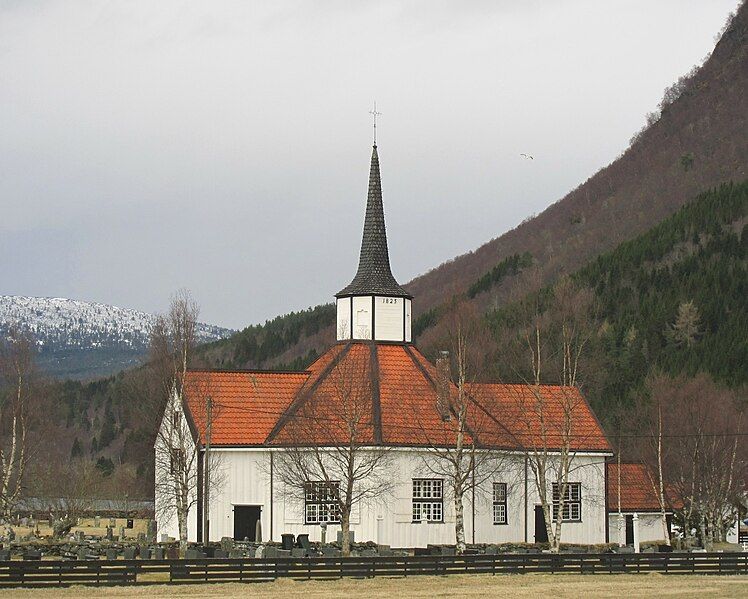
[[304, 481, 341, 524], [412, 479, 444, 522], [552, 482, 582, 522], [493, 483, 508, 524]]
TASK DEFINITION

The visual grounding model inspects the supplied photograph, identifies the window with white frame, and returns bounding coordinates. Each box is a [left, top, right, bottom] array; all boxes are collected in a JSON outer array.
[[412, 479, 443, 522], [304, 481, 341, 524], [493, 482, 508, 524], [552, 482, 582, 522]]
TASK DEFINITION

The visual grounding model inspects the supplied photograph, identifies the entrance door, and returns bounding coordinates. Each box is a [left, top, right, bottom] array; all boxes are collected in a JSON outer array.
[[233, 505, 262, 541], [625, 515, 634, 545], [534, 506, 549, 543]]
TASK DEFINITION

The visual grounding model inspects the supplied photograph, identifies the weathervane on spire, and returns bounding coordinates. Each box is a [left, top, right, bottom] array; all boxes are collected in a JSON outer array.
[[370, 101, 381, 146]]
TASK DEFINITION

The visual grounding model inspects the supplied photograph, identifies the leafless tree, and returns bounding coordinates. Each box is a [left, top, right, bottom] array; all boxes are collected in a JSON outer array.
[[272, 345, 394, 556], [150, 290, 220, 552], [496, 277, 600, 552], [417, 302, 513, 553], [638, 374, 746, 548], [0, 326, 37, 533]]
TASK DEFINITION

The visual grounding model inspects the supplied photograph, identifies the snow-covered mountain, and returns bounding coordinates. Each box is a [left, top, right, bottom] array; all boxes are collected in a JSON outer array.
[[0, 296, 234, 379]]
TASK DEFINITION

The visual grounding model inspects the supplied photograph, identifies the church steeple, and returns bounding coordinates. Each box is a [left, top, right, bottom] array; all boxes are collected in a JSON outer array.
[[335, 143, 412, 343], [337, 145, 410, 298]]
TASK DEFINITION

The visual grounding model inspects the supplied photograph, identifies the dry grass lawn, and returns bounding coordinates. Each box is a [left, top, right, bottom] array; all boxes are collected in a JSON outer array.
[[0, 574, 745, 598]]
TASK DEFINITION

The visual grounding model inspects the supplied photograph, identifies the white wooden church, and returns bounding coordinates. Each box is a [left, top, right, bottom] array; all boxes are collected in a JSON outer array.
[[155, 142, 663, 548]]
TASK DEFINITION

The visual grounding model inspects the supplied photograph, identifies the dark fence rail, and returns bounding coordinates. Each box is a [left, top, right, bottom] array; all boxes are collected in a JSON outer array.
[[0, 552, 744, 588]]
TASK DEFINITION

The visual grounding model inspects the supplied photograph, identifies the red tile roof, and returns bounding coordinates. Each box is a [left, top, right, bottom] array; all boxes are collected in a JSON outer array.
[[184, 342, 611, 452], [607, 463, 679, 512]]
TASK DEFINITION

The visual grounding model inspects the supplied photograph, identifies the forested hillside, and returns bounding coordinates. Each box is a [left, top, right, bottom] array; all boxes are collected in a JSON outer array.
[[485, 182, 747, 421]]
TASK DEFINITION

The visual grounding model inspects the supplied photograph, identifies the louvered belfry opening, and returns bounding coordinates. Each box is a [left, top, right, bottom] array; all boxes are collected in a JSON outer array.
[[335, 144, 412, 343]]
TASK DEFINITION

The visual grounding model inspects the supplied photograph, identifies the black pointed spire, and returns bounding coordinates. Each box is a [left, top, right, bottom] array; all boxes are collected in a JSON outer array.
[[337, 145, 410, 298]]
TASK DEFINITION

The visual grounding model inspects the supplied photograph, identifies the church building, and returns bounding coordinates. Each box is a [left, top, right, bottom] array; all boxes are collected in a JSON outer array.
[[155, 142, 626, 549]]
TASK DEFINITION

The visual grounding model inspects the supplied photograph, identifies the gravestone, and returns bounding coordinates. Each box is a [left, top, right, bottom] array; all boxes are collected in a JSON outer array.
[[278, 549, 292, 557], [106, 527, 113, 541], [229, 549, 244, 558], [109, 518, 116, 528], [137, 532, 146, 542], [377, 545, 392, 557], [0, 549, 11, 561], [321, 546, 341, 557], [214, 550, 228, 558], [123, 547, 136, 560], [291, 547, 305, 557], [220, 537, 234, 553], [264, 546, 278, 558], [152, 547, 165, 560], [94, 516, 101, 527], [485, 545, 498, 555], [106, 548, 118, 560], [254, 545, 264, 558], [361, 549, 376, 557], [441, 546, 455, 556], [166, 547, 179, 559], [23, 550, 41, 561]]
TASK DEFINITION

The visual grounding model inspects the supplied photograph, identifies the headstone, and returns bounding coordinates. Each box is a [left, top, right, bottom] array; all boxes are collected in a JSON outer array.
[[264, 545, 278, 558], [94, 516, 101, 527], [75, 531, 85, 542], [377, 545, 392, 557], [152, 547, 165, 560], [291, 547, 305, 557], [23, 551, 41, 561], [0, 549, 11, 561], [123, 547, 136, 560], [254, 545, 264, 558], [321, 546, 341, 557], [441, 546, 455, 556], [77, 549, 89, 560], [278, 549, 292, 557], [296, 534, 310, 550], [106, 527, 113, 541], [137, 532, 146, 542], [361, 549, 376, 557], [485, 545, 498, 555], [229, 549, 244, 558], [109, 518, 116, 528], [166, 547, 179, 559], [220, 537, 234, 552], [214, 550, 228, 558], [106, 549, 118, 560]]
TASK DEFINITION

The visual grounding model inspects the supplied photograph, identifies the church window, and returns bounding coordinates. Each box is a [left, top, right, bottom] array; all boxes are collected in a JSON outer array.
[[552, 482, 582, 522], [412, 479, 443, 522], [493, 482, 508, 524], [304, 481, 341, 524]]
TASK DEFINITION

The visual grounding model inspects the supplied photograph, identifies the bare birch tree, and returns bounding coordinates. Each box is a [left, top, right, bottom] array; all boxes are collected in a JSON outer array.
[[150, 290, 220, 552], [418, 302, 512, 554], [272, 345, 393, 556], [0, 326, 36, 533], [496, 277, 599, 552]]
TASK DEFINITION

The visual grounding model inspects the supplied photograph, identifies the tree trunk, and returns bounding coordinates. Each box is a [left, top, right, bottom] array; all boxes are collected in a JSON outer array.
[[454, 490, 466, 554], [340, 509, 351, 557], [177, 507, 188, 555]]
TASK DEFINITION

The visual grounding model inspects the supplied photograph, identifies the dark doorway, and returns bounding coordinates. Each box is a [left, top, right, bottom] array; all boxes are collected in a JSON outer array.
[[233, 505, 262, 542], [534, 506, 548, 543], [625, 515, 634, 545]]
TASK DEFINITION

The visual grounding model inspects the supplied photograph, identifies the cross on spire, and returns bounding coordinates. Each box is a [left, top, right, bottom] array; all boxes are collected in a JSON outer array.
[[370, 101, 381, 146]]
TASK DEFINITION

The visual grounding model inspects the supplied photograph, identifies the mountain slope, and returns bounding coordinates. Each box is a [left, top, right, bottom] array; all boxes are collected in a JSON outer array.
[[204, 4, 748, 371], [0, 296, 233, 379]]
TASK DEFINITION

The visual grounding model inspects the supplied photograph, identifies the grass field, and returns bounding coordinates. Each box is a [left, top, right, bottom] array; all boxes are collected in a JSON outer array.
[[0, 574, 745, 598]]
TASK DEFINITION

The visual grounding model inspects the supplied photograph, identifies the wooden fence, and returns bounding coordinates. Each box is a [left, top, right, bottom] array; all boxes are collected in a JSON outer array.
[[0, 552, 744, 588]]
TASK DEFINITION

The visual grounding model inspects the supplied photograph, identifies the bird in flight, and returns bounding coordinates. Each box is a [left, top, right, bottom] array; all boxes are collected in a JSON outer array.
[[520, 153, 534, 160]]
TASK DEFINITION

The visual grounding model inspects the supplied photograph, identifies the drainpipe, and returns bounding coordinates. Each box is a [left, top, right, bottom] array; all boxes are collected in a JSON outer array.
[[269, 451, 274, 542], [524, 456, 528, 543]]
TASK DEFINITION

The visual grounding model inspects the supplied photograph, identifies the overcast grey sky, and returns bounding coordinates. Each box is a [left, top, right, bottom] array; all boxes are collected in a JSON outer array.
[[0, 1, 739, 329]]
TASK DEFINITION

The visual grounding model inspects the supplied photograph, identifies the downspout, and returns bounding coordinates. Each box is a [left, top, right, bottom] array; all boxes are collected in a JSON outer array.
[[524, 456, 528, 543], [604, 458, 609, 543], [471, 455, 476, 545], [270, 451, 274, 542]]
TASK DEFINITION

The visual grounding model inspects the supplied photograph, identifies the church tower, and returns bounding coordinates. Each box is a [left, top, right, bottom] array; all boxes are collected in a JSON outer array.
[[336, 144, 412, 343]]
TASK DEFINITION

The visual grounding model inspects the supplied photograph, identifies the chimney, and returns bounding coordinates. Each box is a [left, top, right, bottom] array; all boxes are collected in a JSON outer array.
[[436, 350, 452, 421]]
